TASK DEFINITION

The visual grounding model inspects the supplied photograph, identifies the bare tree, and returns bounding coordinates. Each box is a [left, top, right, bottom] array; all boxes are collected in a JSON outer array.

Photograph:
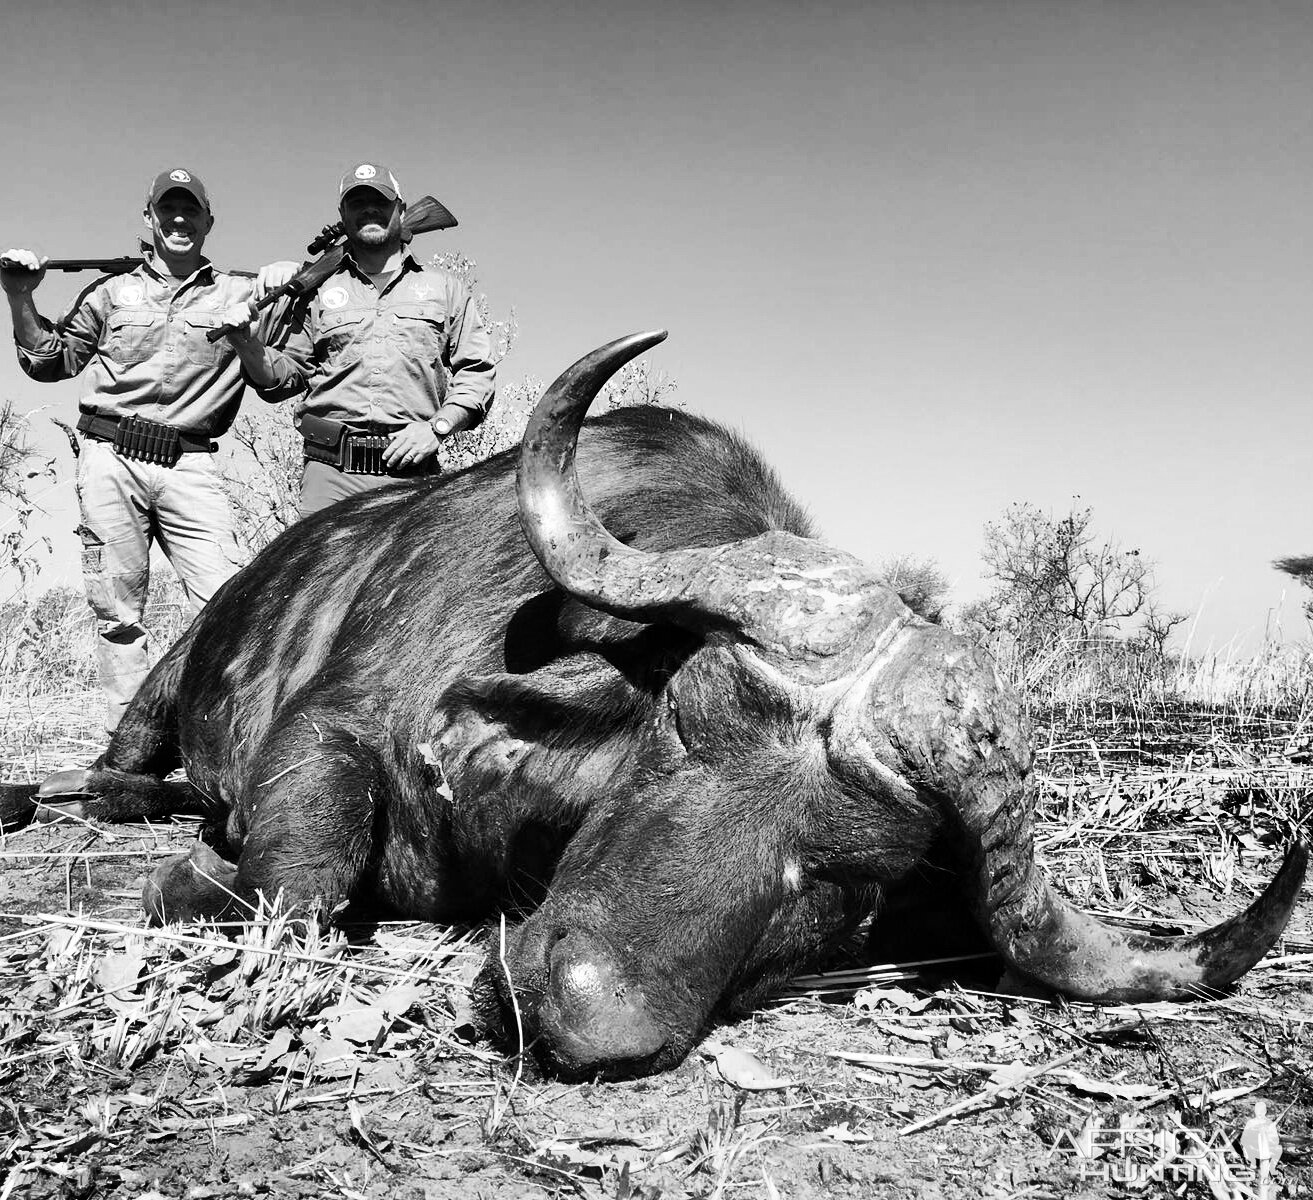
[[0, 400, 58, 591], [877, 554, 950, 622], [221, 409, 303, 559], [1136, 604, 1190, 658], [1274, 555, 1313, 623], [977, 498, 1154, 648]]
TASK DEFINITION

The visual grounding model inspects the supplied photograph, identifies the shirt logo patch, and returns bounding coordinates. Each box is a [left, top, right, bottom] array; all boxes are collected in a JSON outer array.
[[321, 287, 349, 310], [412, 281, 431, 302], [354, 164, 376, 180], [169, 169, 191, 183], [117, 284, 145, 306]]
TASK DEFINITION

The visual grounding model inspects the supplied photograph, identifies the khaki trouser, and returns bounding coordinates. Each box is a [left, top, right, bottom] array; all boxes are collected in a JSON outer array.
[[76, 439, 242, 733], [299, 458, 408, 517]]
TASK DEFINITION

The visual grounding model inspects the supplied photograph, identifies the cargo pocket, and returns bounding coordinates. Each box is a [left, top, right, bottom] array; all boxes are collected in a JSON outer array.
[[104, 309, 158, 365], [77, 526, 118, 623]]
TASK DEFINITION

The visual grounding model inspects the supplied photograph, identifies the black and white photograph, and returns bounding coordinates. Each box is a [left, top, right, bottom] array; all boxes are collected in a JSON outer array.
[[0, 2, 1309, 1196]]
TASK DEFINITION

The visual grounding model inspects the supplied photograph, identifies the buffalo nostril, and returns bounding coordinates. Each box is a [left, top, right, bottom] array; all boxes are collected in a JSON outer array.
[[535, 933, 666, 1071]]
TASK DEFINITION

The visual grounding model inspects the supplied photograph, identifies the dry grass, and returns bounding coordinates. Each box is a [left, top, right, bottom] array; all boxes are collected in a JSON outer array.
[[0, 623, 1309, 1197]]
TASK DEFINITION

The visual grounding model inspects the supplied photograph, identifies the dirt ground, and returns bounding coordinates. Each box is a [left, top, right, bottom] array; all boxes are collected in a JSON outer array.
[[1, 706, 1310, 1199]]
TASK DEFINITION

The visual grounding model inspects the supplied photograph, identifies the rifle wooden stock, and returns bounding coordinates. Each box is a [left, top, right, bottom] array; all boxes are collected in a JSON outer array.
[[206, 195, 459, 343]]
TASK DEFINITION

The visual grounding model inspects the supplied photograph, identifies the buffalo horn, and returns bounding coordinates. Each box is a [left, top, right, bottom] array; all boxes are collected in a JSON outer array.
[[517, 331, 901, 659], [960, 745, 1309, 1000]]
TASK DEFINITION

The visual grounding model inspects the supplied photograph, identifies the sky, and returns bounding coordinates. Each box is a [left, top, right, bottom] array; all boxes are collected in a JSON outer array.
[[1, 0, 1311, 652]]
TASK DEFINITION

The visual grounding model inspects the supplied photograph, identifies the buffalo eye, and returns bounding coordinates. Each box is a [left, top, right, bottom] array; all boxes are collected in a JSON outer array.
[[662, 687, 690, 751]]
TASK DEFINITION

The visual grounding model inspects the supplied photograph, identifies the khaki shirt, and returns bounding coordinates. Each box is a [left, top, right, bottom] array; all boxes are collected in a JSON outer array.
[[16, 257, 261, 437], [256, 253, 496, 429]]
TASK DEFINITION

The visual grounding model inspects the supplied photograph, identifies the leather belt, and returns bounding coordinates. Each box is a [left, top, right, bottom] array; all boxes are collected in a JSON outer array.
[[77, 412, 216, 454], [299, 414, 439, 477]]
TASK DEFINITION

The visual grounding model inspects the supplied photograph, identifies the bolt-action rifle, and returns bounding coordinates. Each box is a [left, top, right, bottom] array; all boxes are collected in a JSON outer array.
[[0, 243, 254, 278], [205, 194, 459, 343], [42, 257, 144, 275]]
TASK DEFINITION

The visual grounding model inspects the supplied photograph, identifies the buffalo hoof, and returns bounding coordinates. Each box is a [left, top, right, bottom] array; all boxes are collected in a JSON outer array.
[[37, 767, 93, 799], [144, 842, 241, 924], [33, 798, 87, 824], [530, 930, 668, 1077]]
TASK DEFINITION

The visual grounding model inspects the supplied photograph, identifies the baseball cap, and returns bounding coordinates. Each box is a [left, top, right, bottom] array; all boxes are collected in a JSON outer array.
[[147, 168, 210, 211], [339, 163, 403, 204]]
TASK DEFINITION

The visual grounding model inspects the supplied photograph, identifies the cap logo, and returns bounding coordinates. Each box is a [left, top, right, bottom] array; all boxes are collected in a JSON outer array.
[[169, 169, 192, 183], [354, 165, 377, 180], [321, 287, 349, 310]]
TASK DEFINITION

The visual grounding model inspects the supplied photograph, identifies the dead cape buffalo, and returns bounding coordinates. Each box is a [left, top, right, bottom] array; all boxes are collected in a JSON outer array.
[[2, 330, 1306, 1079]]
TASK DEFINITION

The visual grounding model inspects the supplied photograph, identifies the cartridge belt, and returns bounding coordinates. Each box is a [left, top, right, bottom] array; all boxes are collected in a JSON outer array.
[[77, 412, 216, 466], [299, 413, 439, 478]]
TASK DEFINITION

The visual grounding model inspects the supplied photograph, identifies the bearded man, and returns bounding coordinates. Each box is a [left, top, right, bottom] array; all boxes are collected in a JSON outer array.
[[226, 162, 497, 515]]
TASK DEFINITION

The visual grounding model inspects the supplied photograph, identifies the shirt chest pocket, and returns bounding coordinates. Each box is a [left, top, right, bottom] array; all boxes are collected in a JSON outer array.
[[104, 310, 159, 366], [389, 302, 445, 359], [182, 312, 223, 366], [314, 310, 367, 366]]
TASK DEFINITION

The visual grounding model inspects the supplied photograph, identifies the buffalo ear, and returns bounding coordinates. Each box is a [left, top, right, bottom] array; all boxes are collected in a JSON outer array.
[[432, 666, 657, 792], [504, 588, 694, 676]]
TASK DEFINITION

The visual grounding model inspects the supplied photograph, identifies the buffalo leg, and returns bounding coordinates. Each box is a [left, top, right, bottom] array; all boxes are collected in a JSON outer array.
[[1, 768, 206, 830], [0, 783, 39, 831], [1, 647, 193, 832], [144, 842, 243, 924], [226, 719, 385, 920]]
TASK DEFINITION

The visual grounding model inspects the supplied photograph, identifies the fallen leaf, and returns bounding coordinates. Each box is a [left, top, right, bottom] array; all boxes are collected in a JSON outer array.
[[377, 984, 425, 1018], [700, 1041, 794, 1091], [1057, 1071, 1159, 1100], [176, 993, 225, 1027], [212, 1003, 251, 1042], [878, 1021, 937, 1044], [250, 1026, 295, 1075], [181, 1040, 241, 1071], [535, 1138, 615, 1171], [301, 1028, 361, 1075], [820, 1122, 873, 1143], [102, 993, 149, 1021], [854, 986, 934, 1013], [987, 1061, 1032, 1089], [319, 1002, 389, 1045], [45, 928, 80, 959]]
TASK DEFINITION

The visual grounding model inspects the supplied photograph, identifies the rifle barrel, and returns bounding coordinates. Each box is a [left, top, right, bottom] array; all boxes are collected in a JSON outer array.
[[43, 258, 143, 274]]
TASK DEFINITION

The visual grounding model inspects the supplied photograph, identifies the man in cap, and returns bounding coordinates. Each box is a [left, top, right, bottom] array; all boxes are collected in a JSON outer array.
[[224, 162, 496, 515], [1, 169, 293, 734]]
